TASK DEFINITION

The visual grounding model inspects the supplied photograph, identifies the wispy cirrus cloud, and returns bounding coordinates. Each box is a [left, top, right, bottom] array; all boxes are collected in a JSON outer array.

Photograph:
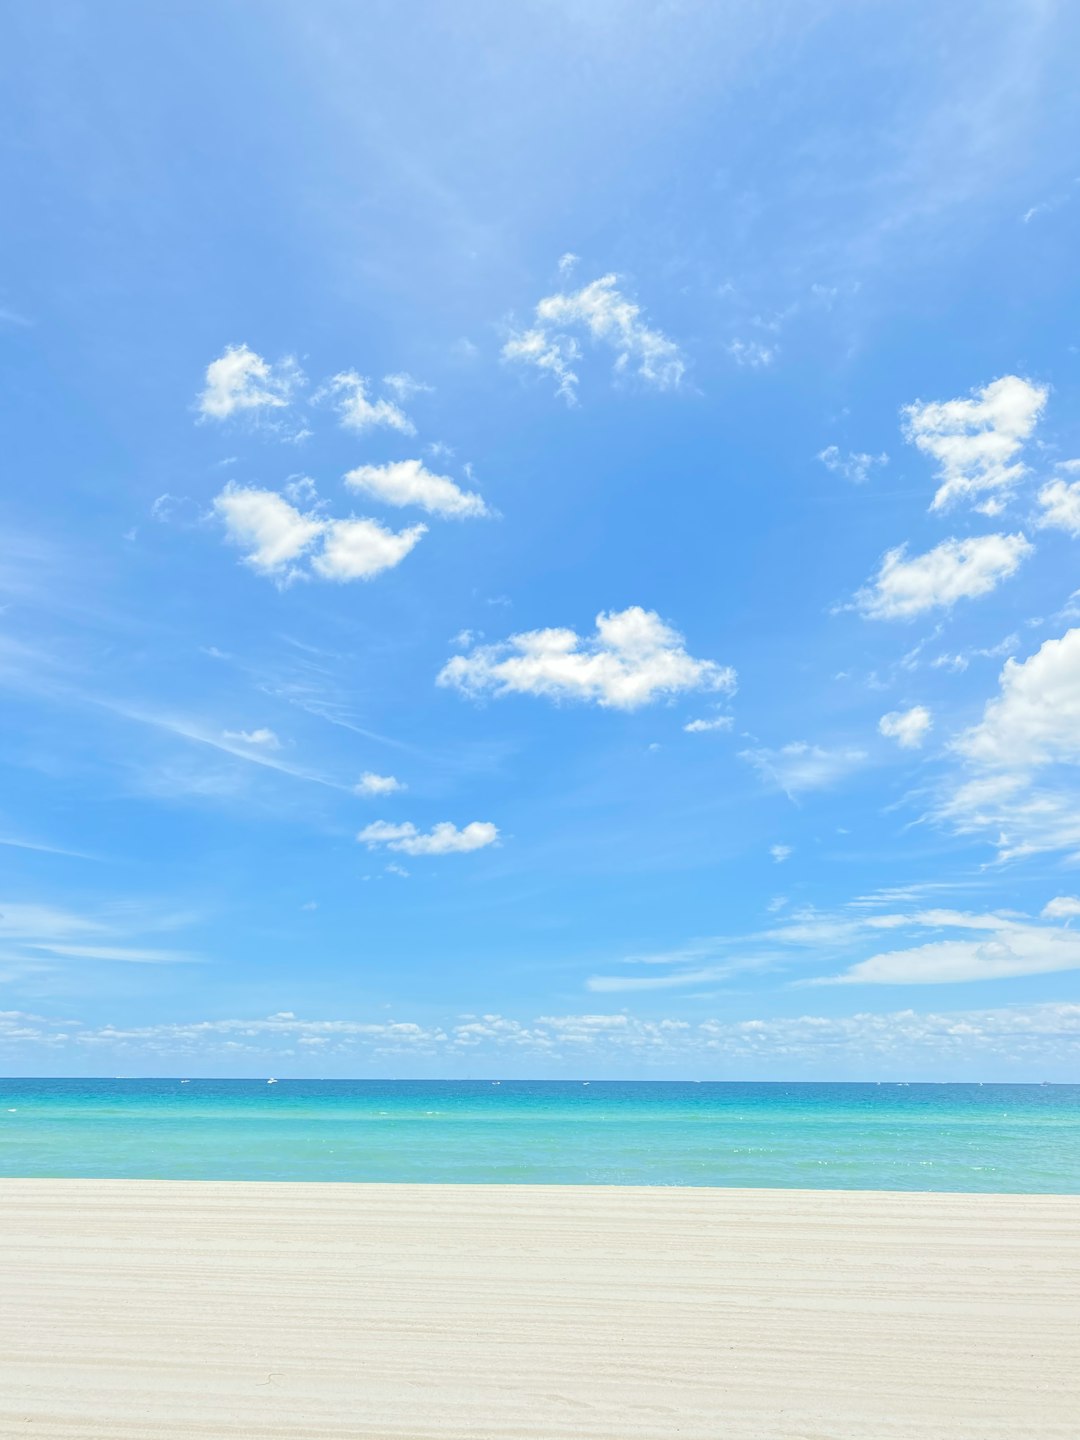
[[590, 893, 1080, 996], [740, 741, 867, 797], [0, 899, 197, 970], [812, 910, 1080, 986]]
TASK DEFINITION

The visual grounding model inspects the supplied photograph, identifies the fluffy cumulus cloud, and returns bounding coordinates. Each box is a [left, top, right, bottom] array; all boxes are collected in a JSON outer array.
[[817, 446, 888, 484], [357, 820, 499, 855], [933, 632, 1080, 860], [1036, 463, 1080, 536], [770, 843, 793, 863], [355, 772, 405, 797], [901, 375, 1048, 512], [197, 344, 303, 421], [344, 459, 490, 519], [311, 517, 426, 582], [438, 607, 735, 710], [319, 371, 416, 434], [853, 533, 1032, 620], [879, 705, 932, 749], [740, 741, 867, 797], [503, 272, 685, 401], [212, 483, 424, 585], [212, 484, 326, 579], [1043, 897, 1080, 920], [958, 628, 1080, 769]]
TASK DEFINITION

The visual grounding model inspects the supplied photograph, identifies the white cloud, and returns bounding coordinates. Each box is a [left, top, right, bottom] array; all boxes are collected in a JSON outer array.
[[0, 899, 194, 968], [853, 533, 1032, 620], [320, 371, 415, 434], [879, 705, 932, 749], [930, 633, 1020, 673], [197, 344, 302, 421], [817, 446, 888, 484], [357, 820, 499, 855], [684, 716, 733, 734], [741, 742, 867, 796], [311, 518, 426, 582], [222, 727, 280, 749], [727, 338, 776, 368], [937, 630, 1080, 859], [817, 912, 1080, 986], [901, 375, 1047, 512], [282, 476, 319, 506], [381, 372, 432, 400], [212, 484, 425, 585], [150, 493, 198, 524], [933, 630, 1080, 860], [355, 772, 404, 796], [770, 844, 793, 863], [502, 328, 579, 401], [5, 998, 1080, 1077], [958, 628, 1080, 769], [583, 891, 1080, 998], [212, 484, 325, 579], [344, 459, 490, 519], [438, 607, 734, 711], [1036, 470, 1080, 537], [504, 272, 685, 400], [1043, 897, 1080, 920]]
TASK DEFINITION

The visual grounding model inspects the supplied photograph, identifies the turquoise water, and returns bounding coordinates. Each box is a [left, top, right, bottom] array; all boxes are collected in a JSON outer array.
[[1, 1079, 1078, 1190]]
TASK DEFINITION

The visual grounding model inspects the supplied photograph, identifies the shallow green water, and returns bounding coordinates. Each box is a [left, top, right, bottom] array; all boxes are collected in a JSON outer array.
[[1, 1078, 1078, 1190]]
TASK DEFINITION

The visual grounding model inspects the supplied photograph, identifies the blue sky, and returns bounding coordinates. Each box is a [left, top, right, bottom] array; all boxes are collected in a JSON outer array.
[[2, 0, 1080, 1079]]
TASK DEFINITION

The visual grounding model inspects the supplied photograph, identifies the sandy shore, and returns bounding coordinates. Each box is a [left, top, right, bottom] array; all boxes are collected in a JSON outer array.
[[1, 1181, 1077, 1439]]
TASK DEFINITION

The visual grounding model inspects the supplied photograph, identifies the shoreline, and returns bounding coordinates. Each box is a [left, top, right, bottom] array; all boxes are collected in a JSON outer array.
[[3, 1179, 1079, 1437]]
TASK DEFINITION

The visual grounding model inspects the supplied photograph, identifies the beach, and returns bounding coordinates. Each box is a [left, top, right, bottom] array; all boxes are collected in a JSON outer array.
[[1, 1180, 1077, 1438]]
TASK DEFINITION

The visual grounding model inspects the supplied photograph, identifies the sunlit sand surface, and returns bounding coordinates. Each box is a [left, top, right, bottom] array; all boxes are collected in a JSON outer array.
[[2, 1180, 1077, 1438]]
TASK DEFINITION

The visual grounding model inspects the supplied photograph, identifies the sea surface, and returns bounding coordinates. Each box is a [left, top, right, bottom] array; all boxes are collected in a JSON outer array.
[[1, 1078, 1078, 1190]]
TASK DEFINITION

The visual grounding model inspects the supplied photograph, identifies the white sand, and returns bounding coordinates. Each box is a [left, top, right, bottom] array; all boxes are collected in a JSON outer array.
[[1, 1180, 1077, 1438]]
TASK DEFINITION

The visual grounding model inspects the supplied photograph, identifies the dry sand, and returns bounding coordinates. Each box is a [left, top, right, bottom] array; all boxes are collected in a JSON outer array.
[[0, 1180, 1077, 1439]]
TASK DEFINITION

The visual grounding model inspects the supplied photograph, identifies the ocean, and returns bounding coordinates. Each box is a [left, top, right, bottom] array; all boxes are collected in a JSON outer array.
[[1, 1078, 1078, 1190]]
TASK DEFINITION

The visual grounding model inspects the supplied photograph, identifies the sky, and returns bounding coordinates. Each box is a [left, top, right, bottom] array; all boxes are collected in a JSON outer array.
[[2, 0, 1080, 1080]]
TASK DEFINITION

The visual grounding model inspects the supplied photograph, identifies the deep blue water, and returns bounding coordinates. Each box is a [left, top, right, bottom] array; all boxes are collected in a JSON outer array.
[[1, 1078, 1078, 1190]]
